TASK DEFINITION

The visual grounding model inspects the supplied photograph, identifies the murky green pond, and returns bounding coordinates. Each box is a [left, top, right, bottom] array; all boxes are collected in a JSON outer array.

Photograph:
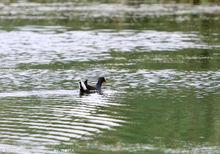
[[0, 1, 220, 154]]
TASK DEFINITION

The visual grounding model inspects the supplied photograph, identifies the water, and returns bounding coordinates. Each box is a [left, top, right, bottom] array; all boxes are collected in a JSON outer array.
[[0, 1, 220, 154]]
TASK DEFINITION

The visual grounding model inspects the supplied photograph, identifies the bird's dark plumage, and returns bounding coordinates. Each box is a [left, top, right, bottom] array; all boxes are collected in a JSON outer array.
[[95, 77, 106, 94], [84, 80, 96, 90], [79, 77, 106, 95]]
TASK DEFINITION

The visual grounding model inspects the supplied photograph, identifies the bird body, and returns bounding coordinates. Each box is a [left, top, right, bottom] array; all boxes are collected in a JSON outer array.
[[79, 77, 106, 95], [84, 80, 96, 90]]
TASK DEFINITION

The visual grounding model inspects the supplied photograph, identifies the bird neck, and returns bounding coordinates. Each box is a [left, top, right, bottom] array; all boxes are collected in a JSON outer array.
[[96, 81, 103, 92]]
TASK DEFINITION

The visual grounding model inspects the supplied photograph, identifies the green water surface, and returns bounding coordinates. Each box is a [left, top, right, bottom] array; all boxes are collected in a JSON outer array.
[[0, 1, 219, 154]]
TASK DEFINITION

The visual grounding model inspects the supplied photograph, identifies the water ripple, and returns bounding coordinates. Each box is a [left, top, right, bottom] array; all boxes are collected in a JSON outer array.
[[0, 82, 125, 153]]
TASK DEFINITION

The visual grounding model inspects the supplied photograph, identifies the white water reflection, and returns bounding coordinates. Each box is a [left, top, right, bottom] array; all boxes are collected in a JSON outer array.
[[0, 26, 209, 68], [0, 90, 76, 98], [109, 68, 220, 98], [0, 3, 220, 19], [0, 143, 59, 154], [82, 142, 220, 154]]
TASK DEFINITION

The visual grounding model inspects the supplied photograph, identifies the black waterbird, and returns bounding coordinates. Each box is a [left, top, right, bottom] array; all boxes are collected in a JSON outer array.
[[79, 77, 106, 95]]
